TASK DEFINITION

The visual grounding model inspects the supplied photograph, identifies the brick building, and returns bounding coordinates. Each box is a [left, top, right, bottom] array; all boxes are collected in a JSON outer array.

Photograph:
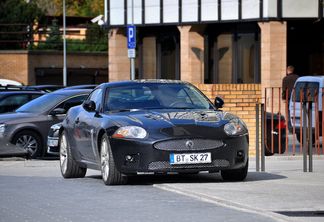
[[0, 0, 323, 153], [106, 0, 324, 153]]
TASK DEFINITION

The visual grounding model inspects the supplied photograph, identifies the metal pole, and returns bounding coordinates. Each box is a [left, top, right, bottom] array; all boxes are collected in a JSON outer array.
[[104, 0, 108, 22], [130, 0, 135, 80], [308, 102, 313, 172], [261, 103, 265, 172], [63, 0, 67, 86], [302, 102, 307, 172], [256, 103, 260, 172]]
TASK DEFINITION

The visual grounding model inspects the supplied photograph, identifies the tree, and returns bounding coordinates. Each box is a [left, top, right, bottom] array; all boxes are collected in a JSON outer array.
[[52, 0, 104, 17], [33, 0, 60, 16], [44, 19, 63, 50], [0, 0, 44, 49]]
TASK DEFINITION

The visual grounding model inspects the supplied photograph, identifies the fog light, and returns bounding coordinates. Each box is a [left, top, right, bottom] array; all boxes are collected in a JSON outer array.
[[125, 155, 134, 162], [237, 151, 244, 158]]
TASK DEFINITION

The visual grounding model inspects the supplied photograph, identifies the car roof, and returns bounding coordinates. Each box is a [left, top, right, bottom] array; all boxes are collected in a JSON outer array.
[[50, 88, 92, 96], [24, 85, 63, 89], [100, 79, 188, 88], [0, 79, 22, 86], [295, 76, 324, 86], [0, 91, 45, 95], [62, 84, 98, 90]]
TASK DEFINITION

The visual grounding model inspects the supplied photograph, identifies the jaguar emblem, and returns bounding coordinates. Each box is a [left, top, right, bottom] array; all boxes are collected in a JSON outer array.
[[186, 140, 194, 149]]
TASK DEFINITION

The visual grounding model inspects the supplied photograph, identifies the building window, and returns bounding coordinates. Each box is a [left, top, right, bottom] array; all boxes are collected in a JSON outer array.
[[138, 27, 180, 80], [204, 23, 260, 84], [236, 33, 260, 83], [217, 33, 233, 83]]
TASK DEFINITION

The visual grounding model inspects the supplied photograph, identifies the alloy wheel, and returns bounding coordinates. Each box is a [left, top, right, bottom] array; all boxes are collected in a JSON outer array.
[[60, 133, 68, 174], [101, 137, 110, 182], [16, 135, 38, 157]]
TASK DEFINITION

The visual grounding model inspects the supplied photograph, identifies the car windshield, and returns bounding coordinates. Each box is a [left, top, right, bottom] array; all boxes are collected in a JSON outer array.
[[16, 93, 66, 113], [105, 83, 213, 112]]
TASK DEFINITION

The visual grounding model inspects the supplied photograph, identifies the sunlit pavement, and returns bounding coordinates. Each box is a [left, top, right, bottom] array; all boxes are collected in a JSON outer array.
[[155, 156, 324, 222], [0, 155, 323, 221]]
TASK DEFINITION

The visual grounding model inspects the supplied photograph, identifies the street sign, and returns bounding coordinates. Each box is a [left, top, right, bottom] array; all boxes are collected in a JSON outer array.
[[127, 25, 136, 49], [128, 49, 136, 58]]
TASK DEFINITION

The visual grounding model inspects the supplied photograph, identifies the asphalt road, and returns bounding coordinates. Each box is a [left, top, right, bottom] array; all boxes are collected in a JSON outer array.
[[0, 160, 276, 222]]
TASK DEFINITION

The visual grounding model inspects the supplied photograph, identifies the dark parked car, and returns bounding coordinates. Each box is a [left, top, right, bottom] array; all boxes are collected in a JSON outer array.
[[47, 122, 62, 155], [265, 113, 286, 156], [58, 80, 249, 185], [23, 85, 64, 93], [59, 84, 98, 90], [0, 91, 45, 113], [0, 89, 91, 158]]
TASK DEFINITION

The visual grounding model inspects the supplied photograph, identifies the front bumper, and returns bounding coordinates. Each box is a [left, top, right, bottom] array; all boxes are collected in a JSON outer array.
[[47, 136, 59, 155], [109, 136, 249, 174]]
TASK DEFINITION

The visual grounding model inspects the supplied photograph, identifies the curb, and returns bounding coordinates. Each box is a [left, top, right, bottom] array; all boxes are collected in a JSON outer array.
[[154, 184, 291, 222]]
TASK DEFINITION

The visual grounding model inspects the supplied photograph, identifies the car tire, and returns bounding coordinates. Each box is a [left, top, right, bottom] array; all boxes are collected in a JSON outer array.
[[12, 130, 43, 159], [59, 131, 87, 178], [100, 134, 127, 185], [221, 159, 248, 182], [264, 145, 274, 156]]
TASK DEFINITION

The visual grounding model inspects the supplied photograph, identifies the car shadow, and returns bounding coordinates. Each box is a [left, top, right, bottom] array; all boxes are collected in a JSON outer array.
[[85, 171, 287, 185]]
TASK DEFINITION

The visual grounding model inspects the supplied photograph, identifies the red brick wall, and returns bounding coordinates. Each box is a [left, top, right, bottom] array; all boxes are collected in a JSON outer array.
[[196, 84, 262, 156]]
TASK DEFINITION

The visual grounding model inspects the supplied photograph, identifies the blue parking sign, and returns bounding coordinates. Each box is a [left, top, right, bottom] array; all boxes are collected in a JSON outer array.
[[127, 26, 136, 49]]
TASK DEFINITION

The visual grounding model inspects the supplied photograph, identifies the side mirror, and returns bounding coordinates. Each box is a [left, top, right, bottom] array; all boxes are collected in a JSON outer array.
[[214, 97, 224, 109], [50, 108, 66, 116], [83, 100, 96, 112]]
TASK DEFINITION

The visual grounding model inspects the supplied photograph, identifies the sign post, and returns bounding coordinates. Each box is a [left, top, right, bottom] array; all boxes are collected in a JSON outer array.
[[127, 26, 136, 80]]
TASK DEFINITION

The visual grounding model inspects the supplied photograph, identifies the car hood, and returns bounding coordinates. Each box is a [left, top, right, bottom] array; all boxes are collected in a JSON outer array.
[[0, 112, 40, 124], [107, 110, 229, 139]]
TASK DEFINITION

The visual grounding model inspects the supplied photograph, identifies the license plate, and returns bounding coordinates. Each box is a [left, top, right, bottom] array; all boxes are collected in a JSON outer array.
[[170, 153, 211, 165]]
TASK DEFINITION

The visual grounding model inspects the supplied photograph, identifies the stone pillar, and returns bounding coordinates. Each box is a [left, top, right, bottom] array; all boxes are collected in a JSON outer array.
[[142, 37, 156, 79], [258, 21, 287, 112], [108, 28, 130, 82], [178, 25, 205, 84]]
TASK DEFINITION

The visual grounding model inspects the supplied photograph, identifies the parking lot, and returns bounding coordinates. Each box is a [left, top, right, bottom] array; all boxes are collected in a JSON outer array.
[[1, 157, 323, 222]]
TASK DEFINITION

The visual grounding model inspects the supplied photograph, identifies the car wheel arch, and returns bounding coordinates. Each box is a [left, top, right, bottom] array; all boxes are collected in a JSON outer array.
[[97, 129, 107, 153], [11, 128, 44, 158], [11, 127, 43, 146]]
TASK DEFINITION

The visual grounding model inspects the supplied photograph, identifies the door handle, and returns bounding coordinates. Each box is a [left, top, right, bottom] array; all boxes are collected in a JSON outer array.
[[75, 118, 80, 124]]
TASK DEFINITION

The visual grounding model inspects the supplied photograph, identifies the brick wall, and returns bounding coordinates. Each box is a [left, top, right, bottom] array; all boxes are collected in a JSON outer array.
[[196, 84, 262, 156], [0, 51, 28, 84], [0, 51, 107, 85]]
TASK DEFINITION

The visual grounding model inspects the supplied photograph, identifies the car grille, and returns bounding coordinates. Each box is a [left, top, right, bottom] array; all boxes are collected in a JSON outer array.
[[148, 160, 230, 171], [153, 139, 224, 151]]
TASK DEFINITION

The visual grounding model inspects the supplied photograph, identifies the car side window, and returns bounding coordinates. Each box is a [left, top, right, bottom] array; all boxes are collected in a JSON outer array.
[[55, 95, 88, 113], [30, 94, 42, 100], [88, 89, 103, 111], [0, 94, 29, 106], [0, 94, 30, 113]]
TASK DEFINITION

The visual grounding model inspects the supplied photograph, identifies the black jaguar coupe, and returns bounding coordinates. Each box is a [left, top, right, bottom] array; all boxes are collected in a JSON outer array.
[[59, 80, 249, 185]]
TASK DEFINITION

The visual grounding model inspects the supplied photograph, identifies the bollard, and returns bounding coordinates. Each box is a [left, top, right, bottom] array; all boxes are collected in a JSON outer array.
[[308, 101, 313, 172], [261, 104, 265, 172], [302, 101, 307, 172], [256, 103, 260, 172]]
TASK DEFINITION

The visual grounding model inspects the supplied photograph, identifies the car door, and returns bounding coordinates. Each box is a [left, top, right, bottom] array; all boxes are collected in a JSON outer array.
[[74, 88, 104, 162], [45, 94, 89, 142]]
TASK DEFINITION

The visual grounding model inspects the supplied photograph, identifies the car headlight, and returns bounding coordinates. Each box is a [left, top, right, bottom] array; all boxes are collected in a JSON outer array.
[[112, 126, 147, 139], [223, 117, 248, 136], [0, 124, 6, 137]]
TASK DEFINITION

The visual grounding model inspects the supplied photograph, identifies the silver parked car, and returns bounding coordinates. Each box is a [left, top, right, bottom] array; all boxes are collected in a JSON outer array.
[[0, 89, 91, 158]]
